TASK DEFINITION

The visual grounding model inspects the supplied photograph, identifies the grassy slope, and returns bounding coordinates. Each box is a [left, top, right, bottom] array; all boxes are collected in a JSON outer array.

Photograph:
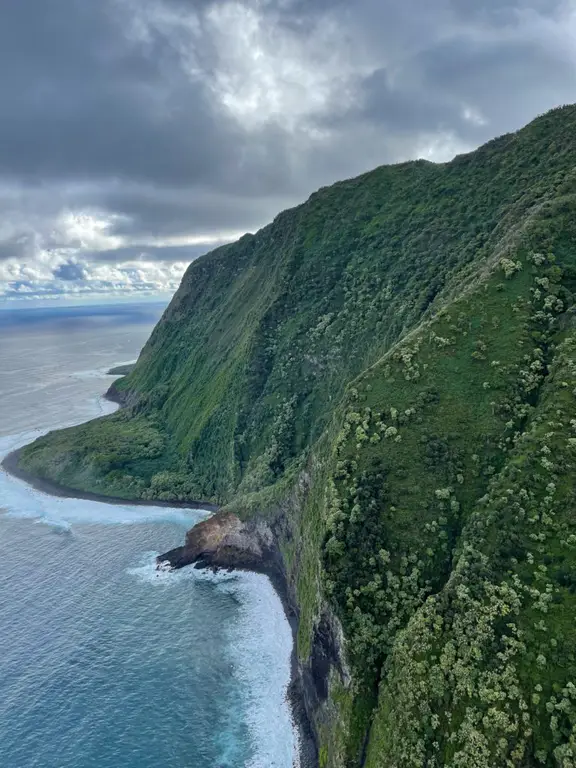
[[21, 106, 576, 505], [18, 105, 576, 766]]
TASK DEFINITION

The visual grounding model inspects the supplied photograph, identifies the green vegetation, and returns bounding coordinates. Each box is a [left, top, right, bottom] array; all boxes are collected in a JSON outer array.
[[18, 105, 576, 766], [106, 363, 135, 376], [20, 410, 170, 498]]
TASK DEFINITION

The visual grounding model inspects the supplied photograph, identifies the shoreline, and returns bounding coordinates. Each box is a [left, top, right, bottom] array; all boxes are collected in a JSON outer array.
[[1, 448, 219, 511], [0, 400, 316, 768], [270, 569, 318, 768], [0, 387, 218, 512], [187, 551, 317, 767]]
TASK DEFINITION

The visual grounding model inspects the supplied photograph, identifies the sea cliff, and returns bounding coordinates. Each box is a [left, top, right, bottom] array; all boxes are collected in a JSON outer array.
[[14, 105, 576, 766], [157, 510, 327, 768]]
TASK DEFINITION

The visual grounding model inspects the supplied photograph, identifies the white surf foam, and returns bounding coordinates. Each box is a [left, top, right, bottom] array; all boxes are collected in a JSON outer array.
[[0, 364, 298, 767], [128, 553, 300, 767], [223, 571, 300, 768], [0, 431, 210, 529], [69, 360, 135, 381]]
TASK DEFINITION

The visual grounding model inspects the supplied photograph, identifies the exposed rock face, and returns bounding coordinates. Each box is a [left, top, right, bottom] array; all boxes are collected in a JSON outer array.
[[104, 381, 129, 406], [159, 510, 322, 768], [157, 512, 277, 573]]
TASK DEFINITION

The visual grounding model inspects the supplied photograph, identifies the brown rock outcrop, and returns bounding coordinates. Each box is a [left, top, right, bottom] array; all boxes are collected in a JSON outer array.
[[157, 509, 321, 767], [157, 511, 277, 573]]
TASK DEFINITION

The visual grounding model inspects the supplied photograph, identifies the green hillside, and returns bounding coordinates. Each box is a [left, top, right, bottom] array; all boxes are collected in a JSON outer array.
[[19, 105, 576, 766]]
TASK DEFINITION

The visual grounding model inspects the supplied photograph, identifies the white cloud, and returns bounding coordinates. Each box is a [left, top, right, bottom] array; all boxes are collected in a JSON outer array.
[[133, 231, 244, 247], [462, 105, 487, 126], [120, 0, 376, 134], [204, 2, 371, 131], [50, 211, 126, 252], [0, 201, 239, 301], [0, 257, 188, 302]]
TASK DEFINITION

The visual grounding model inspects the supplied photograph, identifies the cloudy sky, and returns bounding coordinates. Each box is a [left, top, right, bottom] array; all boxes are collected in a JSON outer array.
[[1, 0, 575, 305]]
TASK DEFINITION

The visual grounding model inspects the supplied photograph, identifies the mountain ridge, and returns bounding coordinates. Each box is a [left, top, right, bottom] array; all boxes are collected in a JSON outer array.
[[17, 104, 576, 766]]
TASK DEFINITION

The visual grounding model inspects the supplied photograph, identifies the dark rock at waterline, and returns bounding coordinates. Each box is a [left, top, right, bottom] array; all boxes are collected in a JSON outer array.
[[157, 512, 278, 574], [157, 511, 322, 768], [104, 381, 129, 406], [106, 363, 135, 376]]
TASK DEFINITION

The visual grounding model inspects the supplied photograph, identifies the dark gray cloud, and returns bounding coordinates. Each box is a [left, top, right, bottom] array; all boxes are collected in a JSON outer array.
[[0, 235, 36, 262], [0, 0, 574, 302], [0, 1, 234, 186], [100, 184, 289, 240], [416, 37, 576, 132], [53, 261, 88, 281]]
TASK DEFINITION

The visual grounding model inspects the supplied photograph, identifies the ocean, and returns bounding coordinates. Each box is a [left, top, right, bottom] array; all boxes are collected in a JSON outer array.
[[0, 304, 297, 768]]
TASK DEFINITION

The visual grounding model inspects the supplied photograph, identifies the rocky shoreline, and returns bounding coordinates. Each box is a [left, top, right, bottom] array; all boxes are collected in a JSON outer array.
[[157, 511, 319, 767], [1, 417, 318, 768], [1, 447, 219, 510]]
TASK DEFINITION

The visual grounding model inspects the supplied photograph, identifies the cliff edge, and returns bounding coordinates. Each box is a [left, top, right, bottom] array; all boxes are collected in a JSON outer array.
[[15, 105, 576, 767], [157, 512, 277, 572]]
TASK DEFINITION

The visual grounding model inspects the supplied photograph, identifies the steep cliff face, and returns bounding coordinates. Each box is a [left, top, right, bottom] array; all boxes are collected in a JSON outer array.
[[18, 105, 576, 766], [158, 511, 277, 572]]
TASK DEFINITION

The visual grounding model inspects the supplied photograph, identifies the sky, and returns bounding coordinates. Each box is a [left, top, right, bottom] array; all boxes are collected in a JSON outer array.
[[1, 0, 575, 305]]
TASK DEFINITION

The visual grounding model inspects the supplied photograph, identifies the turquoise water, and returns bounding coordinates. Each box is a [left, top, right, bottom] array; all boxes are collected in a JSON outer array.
[[0, 307, 296, 768], [0, 515, 253, 767]]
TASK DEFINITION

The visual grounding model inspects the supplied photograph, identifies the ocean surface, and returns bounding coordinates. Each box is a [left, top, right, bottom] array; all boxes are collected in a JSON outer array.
[[0, 304, 296, 768]]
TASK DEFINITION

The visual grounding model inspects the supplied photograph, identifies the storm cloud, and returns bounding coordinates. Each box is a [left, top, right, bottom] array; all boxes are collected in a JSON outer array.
[[0, 0, 575, 302]]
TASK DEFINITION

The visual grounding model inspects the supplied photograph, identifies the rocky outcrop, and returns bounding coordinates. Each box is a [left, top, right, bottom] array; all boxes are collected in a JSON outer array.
[[157, 511, 278, 574], [106, 363, 135, 376], [157, 510, 321, 768], [104, 380, 129, 406]]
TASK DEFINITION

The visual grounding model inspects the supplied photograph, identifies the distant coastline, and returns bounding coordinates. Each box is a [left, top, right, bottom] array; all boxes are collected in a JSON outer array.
[[0, 378, 316, 768], [106, 362, 135, 376]]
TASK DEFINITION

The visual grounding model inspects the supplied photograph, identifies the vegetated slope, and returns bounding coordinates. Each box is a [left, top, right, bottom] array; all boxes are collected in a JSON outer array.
[[21, 106, 576, 507], [317, 202, 576, 767], [19, 105, 576, 766]]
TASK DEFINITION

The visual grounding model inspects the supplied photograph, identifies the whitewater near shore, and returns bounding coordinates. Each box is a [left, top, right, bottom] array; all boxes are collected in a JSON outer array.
[[0, 312, 299, 768]]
